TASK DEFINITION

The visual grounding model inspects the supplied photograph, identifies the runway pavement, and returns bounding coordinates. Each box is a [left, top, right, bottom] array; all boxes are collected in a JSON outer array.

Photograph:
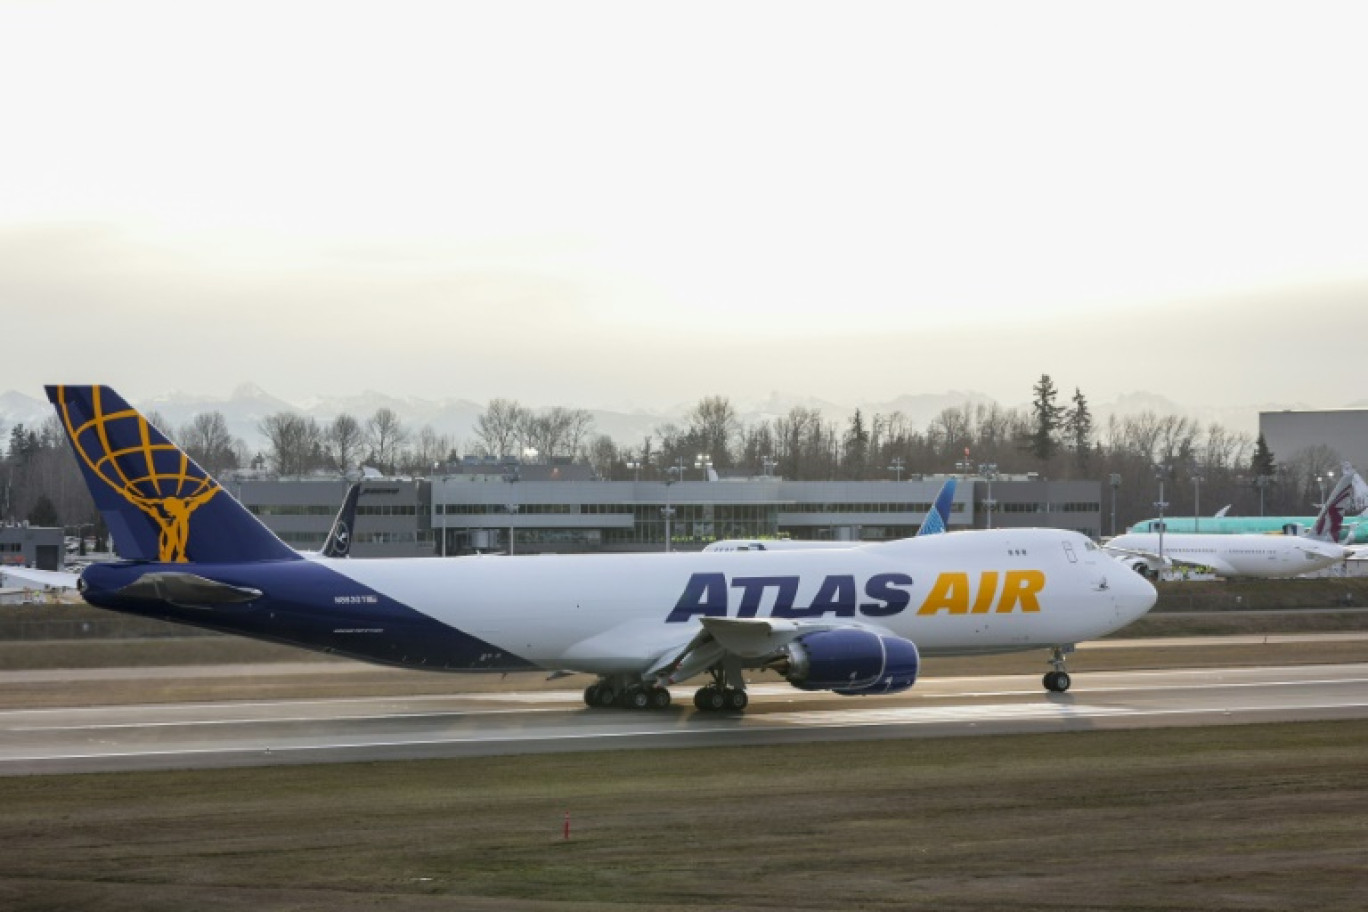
[[4, 660, 1368, 775]]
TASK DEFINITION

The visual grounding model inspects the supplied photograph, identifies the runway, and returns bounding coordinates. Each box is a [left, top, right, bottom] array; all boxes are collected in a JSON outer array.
[[4, 661, 1368, 775]]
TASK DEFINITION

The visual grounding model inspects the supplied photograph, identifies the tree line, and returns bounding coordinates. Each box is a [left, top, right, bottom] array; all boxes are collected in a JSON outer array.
[[0, 375, 1349, 538]]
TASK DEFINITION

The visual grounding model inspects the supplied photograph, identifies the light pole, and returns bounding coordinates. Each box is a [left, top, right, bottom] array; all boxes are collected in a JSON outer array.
[[662, 458, 683, 552], [433, 463, 447, 558], [1153, 465, 1170, 572], [887, 457, 905, 482], [1109, 474, 1121, 537], [762, 456, 777, 477], [978, 463, 997, 530], [1253, 474, 1270, 516], [626, 460, 641, 482], [1316, 471, 1334, 509], [695, 453, 712, 481], [1192, 472, 1204, 534], [503, 464, 520, 555]]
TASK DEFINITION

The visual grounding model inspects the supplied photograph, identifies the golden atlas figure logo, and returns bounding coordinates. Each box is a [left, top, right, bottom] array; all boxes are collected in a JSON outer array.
[[54, 385, 220, 563]]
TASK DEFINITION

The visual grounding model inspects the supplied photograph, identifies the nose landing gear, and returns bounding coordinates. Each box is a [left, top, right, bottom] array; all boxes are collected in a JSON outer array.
[[1043, 645, 1074, 693]]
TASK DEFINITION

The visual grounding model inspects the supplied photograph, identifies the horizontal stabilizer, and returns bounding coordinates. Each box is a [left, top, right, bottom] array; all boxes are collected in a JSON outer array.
[[117, 572, 263, 607]]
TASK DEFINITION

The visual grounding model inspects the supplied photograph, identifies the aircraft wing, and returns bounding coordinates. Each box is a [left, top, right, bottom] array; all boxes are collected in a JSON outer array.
[[1103, 544, 1227, 575], [1101, 543, 1171, 574], [647, 616, 852, 685]]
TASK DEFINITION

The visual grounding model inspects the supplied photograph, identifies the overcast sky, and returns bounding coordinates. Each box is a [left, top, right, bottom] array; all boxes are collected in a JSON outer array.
[[4, 1, 1367, 413]]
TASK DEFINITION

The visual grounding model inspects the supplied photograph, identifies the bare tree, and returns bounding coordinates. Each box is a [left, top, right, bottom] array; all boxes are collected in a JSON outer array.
[[318, 414, 363, 474], [405, 424, 453, 474], [364, 408, 409, 474], [685, 396, 741, 469], [258, 413, 324, 476], [473, 399, 527, 460], [180, 411, 243, 477], [522, 407, 593, 462], [586, 433, 619, 479]]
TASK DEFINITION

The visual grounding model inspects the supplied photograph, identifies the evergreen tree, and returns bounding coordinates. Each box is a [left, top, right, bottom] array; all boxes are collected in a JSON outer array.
[[1251, 433, 1277, 477], [842, 409, 870, 479], [1026, 374, 1064, 463], [27, 494, 58, 527], [1063, 387, 1093, 473]]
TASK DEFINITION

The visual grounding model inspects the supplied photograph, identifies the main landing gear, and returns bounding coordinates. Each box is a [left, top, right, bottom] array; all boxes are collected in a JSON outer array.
[[583, 679, 672, 710], [1043, 644, 1074, 693], [692, 666, 748, 712], [583, 666, 751, 713]]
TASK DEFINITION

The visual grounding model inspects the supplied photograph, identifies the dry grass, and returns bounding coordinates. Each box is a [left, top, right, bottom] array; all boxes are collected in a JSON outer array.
[[0, 723, 1366, 910]]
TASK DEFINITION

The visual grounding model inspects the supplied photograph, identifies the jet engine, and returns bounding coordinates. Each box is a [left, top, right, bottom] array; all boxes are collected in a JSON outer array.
[[1112, 555, 1160, 579], [776, 628, 920, 695]]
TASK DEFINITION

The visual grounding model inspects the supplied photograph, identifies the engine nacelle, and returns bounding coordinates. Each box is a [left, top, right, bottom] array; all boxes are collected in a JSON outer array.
[[780, 628, 920, 695], [1114, 555, 1159, 579]]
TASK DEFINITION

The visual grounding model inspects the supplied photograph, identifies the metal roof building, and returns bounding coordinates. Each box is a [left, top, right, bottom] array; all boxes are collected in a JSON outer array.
[[235, 473, 1101, 557]]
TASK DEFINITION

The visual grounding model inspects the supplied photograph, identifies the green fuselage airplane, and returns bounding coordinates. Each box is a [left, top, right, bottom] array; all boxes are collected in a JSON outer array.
[[1128, 515, 1368, 543]]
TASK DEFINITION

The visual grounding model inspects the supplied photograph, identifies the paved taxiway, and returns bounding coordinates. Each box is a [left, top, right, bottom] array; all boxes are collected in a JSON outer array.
[[4, 659, 1368, 775]]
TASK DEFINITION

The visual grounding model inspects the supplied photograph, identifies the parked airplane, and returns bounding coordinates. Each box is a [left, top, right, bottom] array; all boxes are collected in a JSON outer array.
[[48, 385, 1155, 705], [704, 478, 959, 552], [1106, 468, 1360, 578], [315, 482, 362, 559], [0, 566, 79, 591], [1127, 465, 1368, 542], [1130, 515, 1367, 540]]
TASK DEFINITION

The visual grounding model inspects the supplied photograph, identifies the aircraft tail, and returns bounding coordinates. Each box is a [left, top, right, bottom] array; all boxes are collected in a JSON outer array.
[[320, 482, 362, 558], [46, 385, 300, 564], [1308, 462, 1368, 543], [915, 478, 957, 537]]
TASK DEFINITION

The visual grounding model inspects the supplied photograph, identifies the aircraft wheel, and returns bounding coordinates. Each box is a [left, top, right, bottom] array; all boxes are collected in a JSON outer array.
[[694, 686, 725, 712], [623, 689, 651, 710], [649, 687, 672, 710], [725, 688, 749, 712], [594, 685, 617, 707], [583, 684, 600, 707], [1043, 671, 1072, 693]]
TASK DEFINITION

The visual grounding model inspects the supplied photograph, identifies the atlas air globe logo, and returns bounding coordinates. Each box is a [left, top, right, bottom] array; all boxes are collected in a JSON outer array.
[[55, 385, 220, 563]]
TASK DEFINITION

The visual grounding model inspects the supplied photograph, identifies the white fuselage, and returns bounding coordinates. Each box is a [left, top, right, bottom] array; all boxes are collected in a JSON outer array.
[[1107, 532, 1347, 578], [322, 528, 1156, 676]]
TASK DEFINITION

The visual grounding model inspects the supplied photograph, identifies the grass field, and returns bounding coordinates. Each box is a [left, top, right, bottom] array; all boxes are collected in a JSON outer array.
[[3, 592, 1368, 908], [0, 723, 1365, 911]]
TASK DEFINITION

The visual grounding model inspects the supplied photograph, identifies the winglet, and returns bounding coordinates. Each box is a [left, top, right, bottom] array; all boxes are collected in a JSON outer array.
[[45, 385, 300, 564]]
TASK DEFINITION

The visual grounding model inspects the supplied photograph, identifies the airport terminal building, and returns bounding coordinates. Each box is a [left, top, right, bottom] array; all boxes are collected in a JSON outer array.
[[233, 468, 1103, 558]]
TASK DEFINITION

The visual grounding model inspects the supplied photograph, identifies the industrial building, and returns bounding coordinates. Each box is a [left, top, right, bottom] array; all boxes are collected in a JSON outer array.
[[234, 469, 1102, 558], [1260, 408, 1368, 470], [0, 524, 64, 571]]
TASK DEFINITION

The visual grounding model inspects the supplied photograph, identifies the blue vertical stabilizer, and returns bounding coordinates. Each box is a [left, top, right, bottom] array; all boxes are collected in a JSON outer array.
[[46, 385, 300, 564]]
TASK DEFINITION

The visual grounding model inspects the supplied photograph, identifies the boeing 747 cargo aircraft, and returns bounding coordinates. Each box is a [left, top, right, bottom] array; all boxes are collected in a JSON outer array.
[[48, 385, 1155, 706]]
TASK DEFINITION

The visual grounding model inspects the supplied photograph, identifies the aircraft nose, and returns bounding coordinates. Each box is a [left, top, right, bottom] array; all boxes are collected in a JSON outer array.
[[1114, 562, 1158, 621]]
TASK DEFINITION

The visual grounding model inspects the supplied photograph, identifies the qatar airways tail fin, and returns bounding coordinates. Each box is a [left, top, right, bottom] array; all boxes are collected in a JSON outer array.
[[45, 385, 299, 564], [916, 477, 957, 537], [1308, 463, 1368, 543]]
